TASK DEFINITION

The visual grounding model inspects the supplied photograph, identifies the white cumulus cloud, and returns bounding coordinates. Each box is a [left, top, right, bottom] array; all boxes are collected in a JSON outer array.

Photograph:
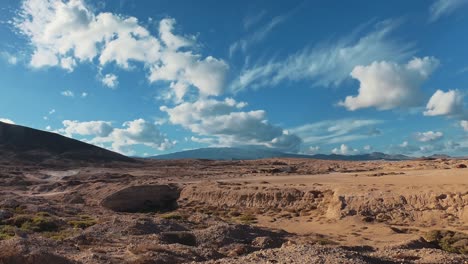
[[60, 56, 76, 72], [332, 144, 359, 155], [61, 90, 74, 97], [60, 120, 114, 137], [339, 57, 439, 111], [90, 119, 176, 154], [160, 98, 301, 152], [305, 146, 320, 154], [414, 131, 444, 142], [14, 0, 228, 98], [56, 119, 175, 154], [424, 89, 464, 117], [1, 52, 18, 65], [461, 120, 468, 131], [101, 74, 118, 89]]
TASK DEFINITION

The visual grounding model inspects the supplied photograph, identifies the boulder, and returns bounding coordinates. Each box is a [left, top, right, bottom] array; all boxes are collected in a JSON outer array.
[[159, 231, 197, 246], [101, 185, 180, 213]]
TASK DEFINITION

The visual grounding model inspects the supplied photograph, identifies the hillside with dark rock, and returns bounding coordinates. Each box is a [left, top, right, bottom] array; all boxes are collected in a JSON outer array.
[[0, 121, 134, 165]]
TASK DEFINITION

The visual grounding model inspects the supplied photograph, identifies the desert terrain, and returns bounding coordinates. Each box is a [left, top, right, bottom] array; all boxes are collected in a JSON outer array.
[[0, 120, 466, 263], [0, 156, 467, 263], [4, 0, 468, 262]]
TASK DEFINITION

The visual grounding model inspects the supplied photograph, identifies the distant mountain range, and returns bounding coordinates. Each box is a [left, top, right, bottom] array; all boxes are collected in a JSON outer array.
[[1, 121, 451, 163], [150, 147, 414, 161], [0, 121, 134, 164]]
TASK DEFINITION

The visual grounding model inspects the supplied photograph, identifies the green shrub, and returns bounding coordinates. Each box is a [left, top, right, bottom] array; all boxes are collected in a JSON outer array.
[[68, 215, 97, 229], [21, 215, 59, 232], [238, 214, 257, 224], [160, 213, 183, 220], [35, 212, 51, 217], [43, 229, 77, 241], [0, 225, 15, 240], [14, 206, 26, 214], [424, 230, 468, 254]]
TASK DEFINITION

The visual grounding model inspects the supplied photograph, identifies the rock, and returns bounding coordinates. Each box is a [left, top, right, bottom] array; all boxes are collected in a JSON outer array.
[[193, 223, 287, 248], [361, 216, 374, 223], [251, 236, 276, 248], [64, 193, 85, 204], [270, 166, 297, 174], [375, 213, 391, 222], [281, 240, 297, 248], [456, 164, 467, 168], [226, 244, 249, 257], [101, 185, 180, 213], [386, 237, 436, 250], [0, 199, 19, 209], [1, 252, 74, 264], [159, 231, 197, 246], [0, 209, 13, 220], [0, 239, 75, 264]]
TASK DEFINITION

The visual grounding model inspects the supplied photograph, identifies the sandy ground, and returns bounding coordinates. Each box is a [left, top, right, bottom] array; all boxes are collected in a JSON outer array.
[[179, 163, 468, 249], [0, 158, 467, 263]]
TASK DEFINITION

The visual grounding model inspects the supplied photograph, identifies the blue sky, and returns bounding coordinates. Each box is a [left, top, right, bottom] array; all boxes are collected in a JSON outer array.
[[1, 0, 468, 156]]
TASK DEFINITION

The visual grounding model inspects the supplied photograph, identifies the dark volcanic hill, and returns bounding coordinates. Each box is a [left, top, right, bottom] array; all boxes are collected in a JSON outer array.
[[0, 121, 134, 164], [150, 147, 412, 161]]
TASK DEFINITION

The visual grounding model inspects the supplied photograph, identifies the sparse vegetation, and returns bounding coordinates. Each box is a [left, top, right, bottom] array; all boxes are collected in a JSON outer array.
[[20, 214, 60, 232], [2, 212, 61, 233], [1, 210, 93, 240], [424, 230, 468, 254], [13, 205, 26, 214], [238, 213, 257, 224], [0, 225, 15, 240], [160, 212, 183, 220], [36, 211, 51, 217], [315, 237, 339, 245], [43, 229, 78, 241], [68, 215, 97, 229]]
